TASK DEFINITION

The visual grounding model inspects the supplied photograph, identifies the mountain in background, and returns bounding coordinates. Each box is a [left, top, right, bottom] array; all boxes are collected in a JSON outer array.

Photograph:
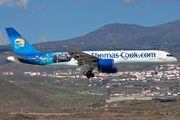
[[34, 19, 180, 51]]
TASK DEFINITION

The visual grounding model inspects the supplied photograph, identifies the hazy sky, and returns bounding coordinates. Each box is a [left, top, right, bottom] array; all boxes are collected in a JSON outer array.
[[0, 0, 180, 45]]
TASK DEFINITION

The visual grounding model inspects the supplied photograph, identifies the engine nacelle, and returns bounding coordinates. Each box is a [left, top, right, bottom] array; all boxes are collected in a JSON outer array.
[[98, 66, 118, 73], [94, 59, 114, 68]]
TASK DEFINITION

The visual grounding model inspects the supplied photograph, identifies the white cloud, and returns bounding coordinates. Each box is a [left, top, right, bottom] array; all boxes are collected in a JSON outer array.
[[17, 0, 29, 9], [37, 2, 45, 11], [39, 33, 49, 42], [0, 31, 10, 45], [0, 0, 13, 7], [0, 0, 29, 9]]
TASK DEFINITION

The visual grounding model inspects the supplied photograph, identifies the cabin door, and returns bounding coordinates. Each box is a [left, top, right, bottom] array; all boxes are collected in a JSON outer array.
[[158, 53, 162, 59]]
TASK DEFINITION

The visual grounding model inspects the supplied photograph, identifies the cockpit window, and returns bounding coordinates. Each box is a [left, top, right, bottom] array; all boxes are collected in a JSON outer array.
[[167, 54, 173, 57]]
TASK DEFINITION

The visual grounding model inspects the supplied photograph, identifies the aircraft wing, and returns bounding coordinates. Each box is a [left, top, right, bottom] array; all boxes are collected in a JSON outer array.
[[63, 46, 100, 66], [4, 52, 28, 60]]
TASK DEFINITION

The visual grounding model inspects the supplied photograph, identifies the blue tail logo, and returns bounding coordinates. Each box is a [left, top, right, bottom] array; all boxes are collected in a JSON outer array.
[[14, 38, 26, 50], [5, 27, 41, 54]]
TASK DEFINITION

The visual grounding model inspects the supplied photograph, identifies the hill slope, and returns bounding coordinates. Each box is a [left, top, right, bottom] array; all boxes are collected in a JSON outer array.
[[0, 79, 104, 112], [0, 78, 54, 111]]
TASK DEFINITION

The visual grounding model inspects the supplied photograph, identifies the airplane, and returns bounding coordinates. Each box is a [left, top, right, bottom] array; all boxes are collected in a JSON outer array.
[[4, 27, 178, 78]]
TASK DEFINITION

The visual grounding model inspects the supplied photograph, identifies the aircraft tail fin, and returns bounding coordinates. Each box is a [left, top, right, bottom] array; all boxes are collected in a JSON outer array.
[[5, 27, 41, 54]]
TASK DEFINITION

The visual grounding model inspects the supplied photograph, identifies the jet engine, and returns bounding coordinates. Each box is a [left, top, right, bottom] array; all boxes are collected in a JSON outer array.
[[94, 59, 114, 68], [98, 66, 118, 73]]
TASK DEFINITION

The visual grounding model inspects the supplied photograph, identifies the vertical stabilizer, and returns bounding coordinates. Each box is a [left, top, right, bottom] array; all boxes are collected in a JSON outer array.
[[5, 27, 41, 54]]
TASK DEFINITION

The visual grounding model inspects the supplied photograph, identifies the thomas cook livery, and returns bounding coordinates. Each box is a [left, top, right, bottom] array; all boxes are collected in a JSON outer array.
[[14, 38, 25, 50], [4, 27, 178, 78]]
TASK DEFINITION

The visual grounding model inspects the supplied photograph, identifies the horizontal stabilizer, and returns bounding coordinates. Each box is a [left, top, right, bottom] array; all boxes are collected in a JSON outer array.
[[4, 52, 28, 60]]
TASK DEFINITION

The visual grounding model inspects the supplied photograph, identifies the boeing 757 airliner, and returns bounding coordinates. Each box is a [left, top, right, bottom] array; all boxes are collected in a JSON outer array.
[[4, 28, 178, 78]]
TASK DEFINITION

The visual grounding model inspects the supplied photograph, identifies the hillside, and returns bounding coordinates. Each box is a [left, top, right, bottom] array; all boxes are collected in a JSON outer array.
[[0, 78, 104, 112], [0, 78, 54, 111]]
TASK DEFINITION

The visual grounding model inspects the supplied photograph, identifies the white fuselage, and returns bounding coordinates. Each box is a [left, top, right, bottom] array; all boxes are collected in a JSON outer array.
[[42, 50, 177, 67], [84, 50, 177, 64]]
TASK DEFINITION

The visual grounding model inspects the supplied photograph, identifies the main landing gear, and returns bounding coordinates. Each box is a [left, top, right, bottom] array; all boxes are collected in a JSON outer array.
[[83, 70, 95, 79]]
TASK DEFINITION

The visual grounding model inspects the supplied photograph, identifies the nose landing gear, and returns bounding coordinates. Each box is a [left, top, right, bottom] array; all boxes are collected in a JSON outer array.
[[155, 65, 159, 75]]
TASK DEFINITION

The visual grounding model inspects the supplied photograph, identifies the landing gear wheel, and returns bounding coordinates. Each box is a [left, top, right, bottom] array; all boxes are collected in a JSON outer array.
[[155, 65, 159, 75], [83, 71, 87, 75], [87, 71, 92, 79], [90, 73, 94, 77], [87, 74, 91, 79], [83, 70, 95, 79]]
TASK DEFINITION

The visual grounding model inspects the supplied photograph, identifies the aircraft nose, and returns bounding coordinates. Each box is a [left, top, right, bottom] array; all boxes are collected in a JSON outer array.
[[173, 57, 178, 63]]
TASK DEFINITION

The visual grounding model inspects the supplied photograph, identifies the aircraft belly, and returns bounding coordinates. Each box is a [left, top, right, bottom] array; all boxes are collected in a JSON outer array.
[[114, 58, 169, 65]]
